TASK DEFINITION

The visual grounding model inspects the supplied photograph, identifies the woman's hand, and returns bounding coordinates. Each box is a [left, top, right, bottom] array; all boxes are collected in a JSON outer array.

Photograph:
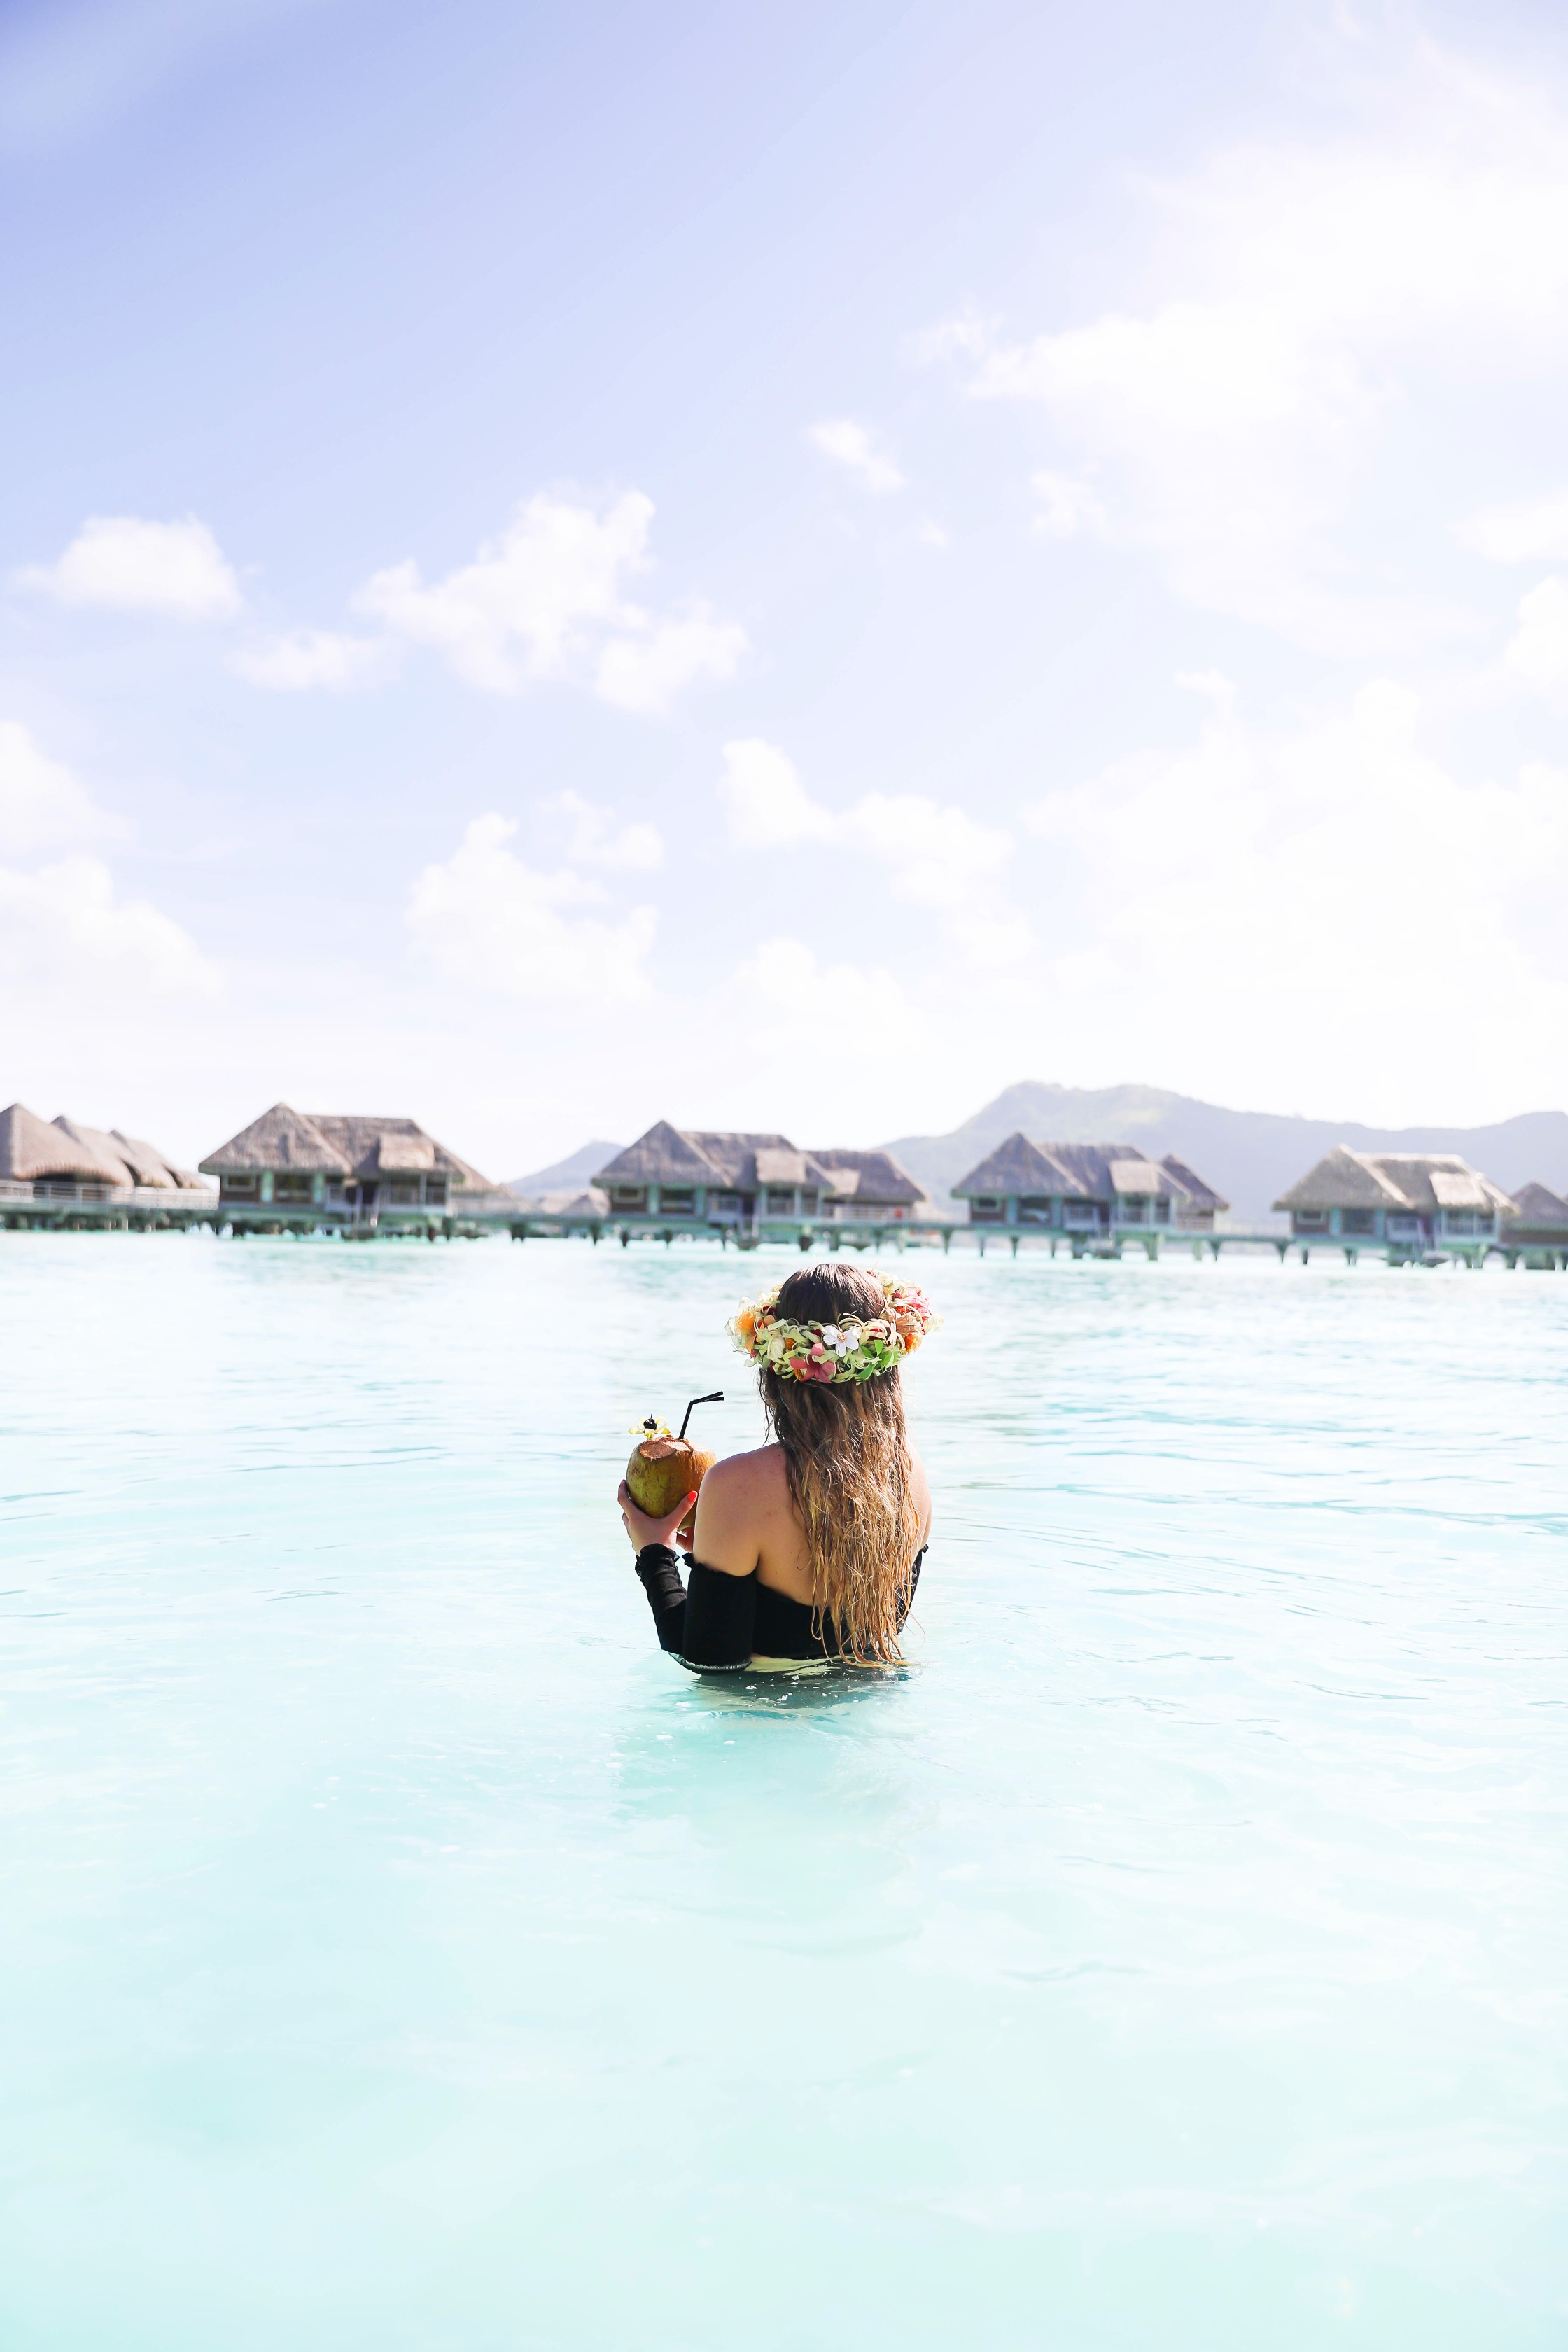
[[617, 1479, 698, 1554]]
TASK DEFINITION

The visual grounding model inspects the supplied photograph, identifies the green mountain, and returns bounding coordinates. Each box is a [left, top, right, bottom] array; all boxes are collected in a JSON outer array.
[[883, 1082, 1568, 1227]]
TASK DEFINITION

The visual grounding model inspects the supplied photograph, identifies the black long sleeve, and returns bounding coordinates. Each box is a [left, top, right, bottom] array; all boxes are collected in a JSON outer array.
[[634, 1544, 927, 1671], [634, 1545, 688, 1651], [634, 1546, 755, 1669]]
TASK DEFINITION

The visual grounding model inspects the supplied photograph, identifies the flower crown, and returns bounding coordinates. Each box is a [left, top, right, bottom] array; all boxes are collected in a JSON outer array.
[[727, 1272, 940, 1385]]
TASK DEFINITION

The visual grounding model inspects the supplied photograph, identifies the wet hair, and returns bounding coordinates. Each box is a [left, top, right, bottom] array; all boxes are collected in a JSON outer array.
[[759, 1262, 920, 1663]]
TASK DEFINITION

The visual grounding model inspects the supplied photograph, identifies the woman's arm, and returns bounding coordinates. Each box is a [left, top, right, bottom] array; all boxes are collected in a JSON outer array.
[[617, 1476, 755, 1670]]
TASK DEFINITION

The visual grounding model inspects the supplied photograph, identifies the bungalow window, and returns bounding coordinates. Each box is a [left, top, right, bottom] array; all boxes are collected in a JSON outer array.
[[425, 1177, 447, 1206], [274, 1174, 312, 1202], [764, 1186, 795, 1215], [387, 1180, 420, 1204], [800, 1189, 819, 1214], [1018, 1196, 1054, 1224], [610, 1186, 647, 1212], [220, 1174, 258, 1198], [1153, 1197, 1170, 1224], [1118, 1196, 1147, 1222], [969, 1196, 1006, 1223], [709, 1192, 741, 1219], [1386, 1214, 1421, 1236], [659, 1186, 696, 1215], [1063, 1202, 1100, 1227], [1443, 1210, 1478, 1235], [1293, 1209, 1327, 1229], [1340, 1210, 1374, 1235]]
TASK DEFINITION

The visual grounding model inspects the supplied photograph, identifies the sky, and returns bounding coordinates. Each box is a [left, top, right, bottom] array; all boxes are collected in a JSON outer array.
[[4, 0, 1568, 1177]]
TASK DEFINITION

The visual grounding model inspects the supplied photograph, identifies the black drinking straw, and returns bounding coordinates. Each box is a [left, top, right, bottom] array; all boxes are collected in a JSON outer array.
[[678, 1390, 724, 1441]]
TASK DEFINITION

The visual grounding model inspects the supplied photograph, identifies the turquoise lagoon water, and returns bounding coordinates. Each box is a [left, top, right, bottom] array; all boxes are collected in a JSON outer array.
[[1, 1233, 1564, 2350]]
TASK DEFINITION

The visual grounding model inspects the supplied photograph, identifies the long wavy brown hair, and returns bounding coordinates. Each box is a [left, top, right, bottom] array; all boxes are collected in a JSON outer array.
[[760, 1263, 921, 1664]]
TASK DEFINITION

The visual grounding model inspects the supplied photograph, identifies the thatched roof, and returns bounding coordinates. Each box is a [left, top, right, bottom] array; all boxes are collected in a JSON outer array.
[[368, 1131, 435, 1172], [48, 1116, 135, 1184], [954, 1133, 1189, 1203], [110, 1130, 206, 1190], [1, 1102, 122, 1183], [0, 1104, 203, 1190], [202, 1103, 349, 1175], [308, 1116, 491, 1187], [1109, 1156, 1160, 1196], [688, 1130, 835, 1189], [1273, 1147, 1511, 1215], [595, 1122, 725, 1186], [1160, 1154, 1230, 1214], [200, 1105, 493, 1189], [953, 1132, 1065, 1197], [755, 1146, 811, 1184], [1273, 1147, 1402, 1212], [808, 1147, 926, 1206], [1511, 1182, 1568, 1229], [594, 1124, 836, 1192]]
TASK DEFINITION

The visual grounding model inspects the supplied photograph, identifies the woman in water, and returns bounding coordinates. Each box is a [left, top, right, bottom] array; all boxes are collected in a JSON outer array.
[[618, 1261, 937, 1671]]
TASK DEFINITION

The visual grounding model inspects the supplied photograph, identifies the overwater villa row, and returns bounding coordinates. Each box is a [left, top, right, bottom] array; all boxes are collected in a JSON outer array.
[[4, 1099, 1567, 1266]]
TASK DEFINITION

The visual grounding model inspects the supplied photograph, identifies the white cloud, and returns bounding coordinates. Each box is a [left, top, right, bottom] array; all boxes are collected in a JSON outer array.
[[927, 46, 1568, 651], [1032, 470, 1110, 542], [356, 490, 745, 712], [1460, 493, 1568, 564], [19, 514, 241, 618], [0, 720, 216, 998], [231, 629, 388, 692], [545, 790, 664, 872], [734, 934, 917, 1049], [839, 792, 1010, 907], [808, 419, 906, 495], [718, 738, 1010, 908], [1504, 578, 1568, 683], [0, 719, 122, 855], [406, 813, 657, 1003], [0, 853, 220, 995], [1022, 678, 1568, 1115], [592, 608, 746, 715], [718, 738, 839, 851]]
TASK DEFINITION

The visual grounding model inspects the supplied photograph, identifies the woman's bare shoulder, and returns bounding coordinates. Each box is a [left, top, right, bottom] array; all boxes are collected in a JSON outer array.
[[704, 1443, 789, 1501], [690, 1443, 789, 1578]]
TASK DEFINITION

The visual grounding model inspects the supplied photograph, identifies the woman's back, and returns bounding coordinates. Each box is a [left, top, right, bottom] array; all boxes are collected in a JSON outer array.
[[693, 1438, 932, 1605]]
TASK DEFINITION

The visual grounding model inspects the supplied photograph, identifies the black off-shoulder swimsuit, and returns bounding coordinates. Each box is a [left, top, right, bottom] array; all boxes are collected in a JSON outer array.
[[634, 1544, 926, 1672]]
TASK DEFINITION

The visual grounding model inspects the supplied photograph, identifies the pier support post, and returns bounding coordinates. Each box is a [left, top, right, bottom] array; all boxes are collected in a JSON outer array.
[[977, 1233, 986, 1258], [941, 1228, 951, 1253], [1274, 1240, 1288, 1261], [1010, 1233, 1019, 1258]]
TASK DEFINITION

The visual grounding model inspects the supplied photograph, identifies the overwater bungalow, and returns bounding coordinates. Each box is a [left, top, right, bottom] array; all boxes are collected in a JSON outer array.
[[592, 1124, 927, 1238], [200, 1104, 505, 1233], [1, 1102, 213, 1226], [953, 1135, 1228, 1237], [1273, 1148, 1511, 1257], [1504, 1182, 1568, 1267], [804, 1148, 926, 1222]]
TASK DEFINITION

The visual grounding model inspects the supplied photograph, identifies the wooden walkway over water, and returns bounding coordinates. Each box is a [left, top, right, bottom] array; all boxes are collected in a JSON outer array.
[[6, 1186, 1562, 1267], [505, 1210, 1566, 1268]]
